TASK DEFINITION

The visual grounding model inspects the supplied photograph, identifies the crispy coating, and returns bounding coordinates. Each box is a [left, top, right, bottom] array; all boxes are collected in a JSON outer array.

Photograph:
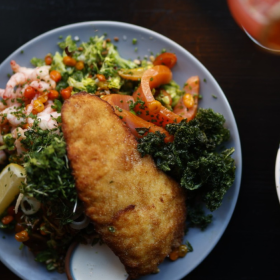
[[62, 93, 187, 279]]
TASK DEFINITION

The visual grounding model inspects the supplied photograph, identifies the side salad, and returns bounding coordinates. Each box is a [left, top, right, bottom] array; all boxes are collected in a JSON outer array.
[[0, 34, 235, 273]]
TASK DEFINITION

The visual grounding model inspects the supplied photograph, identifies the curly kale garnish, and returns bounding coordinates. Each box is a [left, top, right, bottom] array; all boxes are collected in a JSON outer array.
[[187, 205, 213, 230], [137, 108, 236, 222], [20, 118, 77, 225]]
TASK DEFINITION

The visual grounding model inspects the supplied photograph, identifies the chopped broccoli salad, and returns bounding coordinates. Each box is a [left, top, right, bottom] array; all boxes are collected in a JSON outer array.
[[0, 34, 235, 273]]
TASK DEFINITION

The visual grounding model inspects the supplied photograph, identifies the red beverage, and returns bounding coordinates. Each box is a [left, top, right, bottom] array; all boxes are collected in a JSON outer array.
[[227, 0, 280, 52]]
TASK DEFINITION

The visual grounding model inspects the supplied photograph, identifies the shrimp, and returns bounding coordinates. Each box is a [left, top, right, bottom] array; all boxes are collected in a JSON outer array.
[[0, 89, 7, 111], [11, 61, 56, 89], [26, 101, 35, 127], [28, 66, 51, 83], [3, 72, 27, 99], [30, 80, 52, 92], [10, 86, 25, 100], [4, 60, 57, 99], [42, 100, 55, 113], [11, 127, 26, 155], [37, 110, 61, 130], [26, 100, 60, 130], [0, 88, 5, 99], [10, 60, 33, 75], [0, 150, 7, 165], [1, 104, 26, 127]]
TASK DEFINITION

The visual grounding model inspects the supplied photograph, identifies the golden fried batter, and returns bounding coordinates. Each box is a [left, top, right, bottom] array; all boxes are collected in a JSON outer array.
[[62, 93, 186, 279]]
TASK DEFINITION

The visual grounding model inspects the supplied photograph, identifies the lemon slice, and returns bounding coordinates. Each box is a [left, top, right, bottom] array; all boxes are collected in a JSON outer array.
[[0, 163, 26, 215], [118, 67, 146, 81]]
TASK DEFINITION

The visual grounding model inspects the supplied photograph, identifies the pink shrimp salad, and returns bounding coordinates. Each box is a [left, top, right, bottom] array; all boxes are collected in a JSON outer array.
[[0, 61, 59, 161]]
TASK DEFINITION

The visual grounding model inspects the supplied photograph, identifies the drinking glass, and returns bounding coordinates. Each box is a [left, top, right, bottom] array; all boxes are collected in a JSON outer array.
[[227, 0, 280, 53]]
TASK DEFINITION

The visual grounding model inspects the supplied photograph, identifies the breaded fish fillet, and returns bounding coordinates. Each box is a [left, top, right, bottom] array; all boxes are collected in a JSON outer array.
[[62, 93, 187, 279]]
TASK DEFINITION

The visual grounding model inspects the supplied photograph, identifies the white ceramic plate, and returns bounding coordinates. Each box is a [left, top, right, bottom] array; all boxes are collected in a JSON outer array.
[[0, 21, 242, 280]]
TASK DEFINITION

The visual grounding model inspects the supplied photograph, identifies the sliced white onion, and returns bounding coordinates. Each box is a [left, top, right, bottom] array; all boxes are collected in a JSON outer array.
[[70, 213, 90, 230], [72, 206, 83, 220], [15, 193, 24, 214], [20, 196, 41, 215]]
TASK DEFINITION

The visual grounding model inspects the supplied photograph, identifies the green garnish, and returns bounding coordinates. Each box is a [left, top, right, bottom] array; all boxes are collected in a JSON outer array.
[[108, 226, 115, 232], [115, 106, 123, 112], [137, 108, 235, 228], [30, 57, 45, 67], [3, 134, 15, 151], [185, 241, 193, 252], [20, 117, 77, 225]]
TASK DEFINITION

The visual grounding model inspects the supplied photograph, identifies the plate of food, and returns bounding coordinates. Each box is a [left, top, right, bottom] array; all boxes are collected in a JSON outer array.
[[0, 21, 242, 280]]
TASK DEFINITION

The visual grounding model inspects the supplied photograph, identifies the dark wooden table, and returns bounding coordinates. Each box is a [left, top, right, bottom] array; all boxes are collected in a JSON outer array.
[[1, 0, 280, 279]]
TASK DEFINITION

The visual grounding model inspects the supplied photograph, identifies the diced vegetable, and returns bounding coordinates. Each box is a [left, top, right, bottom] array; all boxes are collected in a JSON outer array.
[[63, 56, 77, 67], [58, 35, 77, 53], [67, 77, 96, 93], [15, 230, 29, 242], [24, 86, 37, 100], [153, 52, 177, 69], [60, 86, 73, 100], [161, 80, 185, 107], [44, 55, 53, 65], [50, 70, 62, 83], [48, 90, 59, 100]]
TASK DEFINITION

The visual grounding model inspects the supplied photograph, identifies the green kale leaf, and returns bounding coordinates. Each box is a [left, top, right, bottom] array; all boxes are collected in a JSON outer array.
[[137, 108, 236, 216], [187, 205, 213, 230]]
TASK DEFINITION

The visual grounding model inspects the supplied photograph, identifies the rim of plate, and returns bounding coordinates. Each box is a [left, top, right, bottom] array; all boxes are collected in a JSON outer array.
[[0, 21, 242, 280], [275, 146, 280, 202]]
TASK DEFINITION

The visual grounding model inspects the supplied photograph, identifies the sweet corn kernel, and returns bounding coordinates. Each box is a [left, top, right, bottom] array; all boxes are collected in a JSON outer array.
[[147, 100, 161, 113], [75, 61, 85, 70], [183, 93, 194, 109]]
